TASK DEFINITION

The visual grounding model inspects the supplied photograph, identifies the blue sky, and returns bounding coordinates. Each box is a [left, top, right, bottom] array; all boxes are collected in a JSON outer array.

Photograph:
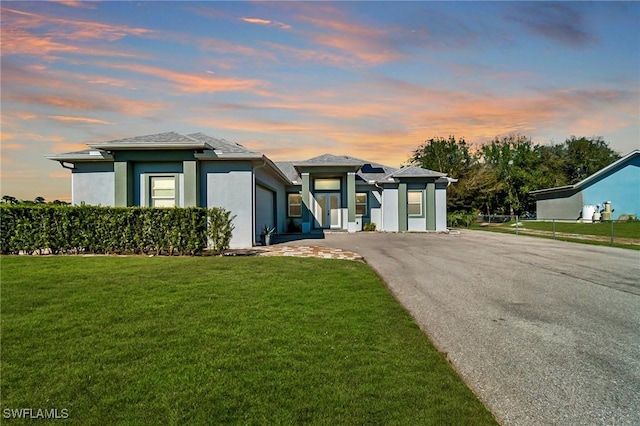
[[1, 1, 639, 201]]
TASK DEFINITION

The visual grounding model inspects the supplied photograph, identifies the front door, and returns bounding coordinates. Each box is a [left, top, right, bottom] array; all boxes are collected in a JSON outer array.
[[314, 193, 341, 229]]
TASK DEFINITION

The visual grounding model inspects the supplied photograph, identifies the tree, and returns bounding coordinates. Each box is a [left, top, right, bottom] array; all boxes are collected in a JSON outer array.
[[409, 136, 474, 177], [410, 136, 481, 212], [1, 195, 18, 204], [34, 196, 46, 204], [480, 134, 541, 215], [563, 136, 620, 183]]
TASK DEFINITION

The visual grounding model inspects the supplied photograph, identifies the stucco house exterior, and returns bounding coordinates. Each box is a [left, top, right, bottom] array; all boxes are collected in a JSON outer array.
[[47, 132, 454, 248], [530, 149, 640, 221]]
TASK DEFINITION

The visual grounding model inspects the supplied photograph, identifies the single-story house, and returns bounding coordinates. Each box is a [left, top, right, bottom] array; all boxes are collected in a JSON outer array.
[[47, 132, 455, 248], [530, 149, 639, 221]]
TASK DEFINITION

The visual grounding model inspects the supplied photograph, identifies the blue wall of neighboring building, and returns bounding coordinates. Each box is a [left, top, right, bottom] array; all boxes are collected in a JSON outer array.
[[582, 156, 640, 219]]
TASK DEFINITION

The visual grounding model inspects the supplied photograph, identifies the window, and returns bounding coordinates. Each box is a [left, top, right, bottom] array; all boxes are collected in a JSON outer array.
[[356, 193, 367, 216], [150, 176, 176, 207], [314, 178, 340, 190], [288, 193, 302, 217], [408, 191, 423, 216]]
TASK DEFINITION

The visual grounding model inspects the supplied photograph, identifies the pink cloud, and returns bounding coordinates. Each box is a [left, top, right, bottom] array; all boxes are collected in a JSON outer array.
[[1, 26, 141, 60], [1, 7, 152, 41], [241, 16, 291, 30], [47, 115, 113, 125], [48, 0, 98, 9], [103, 62, 267, 95], [242, 17, 271, 25]]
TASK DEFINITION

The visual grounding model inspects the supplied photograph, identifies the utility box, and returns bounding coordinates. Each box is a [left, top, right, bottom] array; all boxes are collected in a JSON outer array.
[[355, 216, 363, 231]]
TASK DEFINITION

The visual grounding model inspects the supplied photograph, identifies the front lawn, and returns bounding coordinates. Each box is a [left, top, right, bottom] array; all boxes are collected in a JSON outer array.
[[1, 256, 496, 425]]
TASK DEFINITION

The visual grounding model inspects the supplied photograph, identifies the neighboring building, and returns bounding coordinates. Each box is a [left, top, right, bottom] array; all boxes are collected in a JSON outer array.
[[531, 149, 640, 221], [47, 132, 454, 248]]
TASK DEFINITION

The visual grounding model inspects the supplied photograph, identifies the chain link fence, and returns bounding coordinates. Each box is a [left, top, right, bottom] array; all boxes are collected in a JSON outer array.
[[476, 214, 640, 246], [453, 214, 640, 247]]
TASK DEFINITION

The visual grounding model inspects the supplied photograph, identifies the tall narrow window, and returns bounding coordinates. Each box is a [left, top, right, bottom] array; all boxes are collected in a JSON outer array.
[[288, 193, 302, 217], [150, 176, 176, 207], [355, 193, 367, 216], [407, 191, 423, 216]]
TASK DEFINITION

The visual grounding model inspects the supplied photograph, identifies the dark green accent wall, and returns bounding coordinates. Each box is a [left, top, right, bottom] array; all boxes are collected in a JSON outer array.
[[398, 182, 407, 232], [347, 172, 356, 223], [426, 182, 436, 231]]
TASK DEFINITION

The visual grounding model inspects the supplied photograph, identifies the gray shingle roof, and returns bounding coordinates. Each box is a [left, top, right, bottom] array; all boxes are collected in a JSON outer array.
[[97, 131, 198, 145], [188, 132, 258, 155], [88, 131, 211, 150], [294, 154, 365, 167], [385, 165, 446, 179], [274, 161, 300, 183], [278, 155, 399, 184]]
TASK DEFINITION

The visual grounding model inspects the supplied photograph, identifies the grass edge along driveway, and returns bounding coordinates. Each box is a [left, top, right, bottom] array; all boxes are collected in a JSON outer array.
[[1, 256, 496, 425]]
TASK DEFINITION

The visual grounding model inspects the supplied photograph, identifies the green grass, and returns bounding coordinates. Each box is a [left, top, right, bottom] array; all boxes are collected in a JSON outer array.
[[469, 220, 640, 250], [513, 220, 640, 238], [1, 256, 496, 425]]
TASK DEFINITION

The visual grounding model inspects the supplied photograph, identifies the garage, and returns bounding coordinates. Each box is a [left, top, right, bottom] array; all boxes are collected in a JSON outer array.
[[255, 184, 276, 240]]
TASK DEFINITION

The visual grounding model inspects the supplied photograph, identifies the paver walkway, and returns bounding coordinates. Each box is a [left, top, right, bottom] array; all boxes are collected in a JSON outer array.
[[227, 245, 363, 261]]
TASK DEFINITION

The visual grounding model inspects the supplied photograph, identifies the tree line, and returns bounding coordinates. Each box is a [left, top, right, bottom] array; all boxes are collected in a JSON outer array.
[[410, 135, 620, 216], [1, 195, 69, 205]]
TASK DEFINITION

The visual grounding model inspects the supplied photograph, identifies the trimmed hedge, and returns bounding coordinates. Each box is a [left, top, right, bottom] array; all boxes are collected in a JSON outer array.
[[0, 205, 235, 256]]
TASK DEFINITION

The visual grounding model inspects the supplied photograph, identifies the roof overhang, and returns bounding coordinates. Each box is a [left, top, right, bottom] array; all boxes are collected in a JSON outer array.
[[87, 142, 213, 150], [45, 151, 114, 162], [194, 151, 263, 160]]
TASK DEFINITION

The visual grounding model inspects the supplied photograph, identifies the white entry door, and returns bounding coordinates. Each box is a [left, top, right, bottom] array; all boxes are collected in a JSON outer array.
[[314, 193, 341, 229]]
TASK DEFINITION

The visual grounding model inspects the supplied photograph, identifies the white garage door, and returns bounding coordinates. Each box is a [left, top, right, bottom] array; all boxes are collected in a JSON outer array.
[[255, 185, 275, 239]]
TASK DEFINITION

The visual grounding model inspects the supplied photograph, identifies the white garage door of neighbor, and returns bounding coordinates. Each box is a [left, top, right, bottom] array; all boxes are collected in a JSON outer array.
[[255, 185, 275, 238]]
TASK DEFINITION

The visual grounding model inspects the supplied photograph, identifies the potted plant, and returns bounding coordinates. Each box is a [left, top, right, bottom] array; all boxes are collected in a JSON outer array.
[[260, 225, 276, 246]]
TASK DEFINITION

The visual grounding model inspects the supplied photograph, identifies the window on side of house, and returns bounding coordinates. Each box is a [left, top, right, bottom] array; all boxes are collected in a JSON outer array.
[[288, 193, 302, 217], [150, 176, 176, 207], [407, 190, 423, 216], [356, 192, 367, 216]]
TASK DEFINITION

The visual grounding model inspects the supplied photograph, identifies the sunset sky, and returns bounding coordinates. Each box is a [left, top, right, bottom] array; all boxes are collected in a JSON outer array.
[[1, 1, 639, 201]]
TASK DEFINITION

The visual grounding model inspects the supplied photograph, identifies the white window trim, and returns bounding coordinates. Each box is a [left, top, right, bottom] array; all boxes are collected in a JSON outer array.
[[356, 192, 368, 216], [145, 174, 180, 208], [288, 193, 302, 217], [407, 190, 423, 217]]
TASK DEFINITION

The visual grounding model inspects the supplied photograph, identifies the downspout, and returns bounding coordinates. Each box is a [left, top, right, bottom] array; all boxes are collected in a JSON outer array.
[[252, 159, 268, 246]]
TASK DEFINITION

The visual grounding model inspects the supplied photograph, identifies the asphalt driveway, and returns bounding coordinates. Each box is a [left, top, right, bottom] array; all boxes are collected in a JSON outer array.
[[285, 230, 640, 425]]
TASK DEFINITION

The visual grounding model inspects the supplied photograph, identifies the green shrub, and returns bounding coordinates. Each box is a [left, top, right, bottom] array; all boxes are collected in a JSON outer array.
[[207, 208, 235, 256], [447, 211, 476, 228], [363, 222, 377, 231], [0, 205, 234, 256]]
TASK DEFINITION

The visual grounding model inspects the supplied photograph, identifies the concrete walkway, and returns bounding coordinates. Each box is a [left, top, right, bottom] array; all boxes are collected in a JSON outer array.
[[271, 231, 640, 426]]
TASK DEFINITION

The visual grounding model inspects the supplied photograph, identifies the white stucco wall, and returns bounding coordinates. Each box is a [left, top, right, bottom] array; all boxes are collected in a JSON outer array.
[[436, 184, 448, 231], [202, 161, 254, 248], [369, 190, 382, 229], [71, 163, 115, 206], [381, 185, 399, 232], [407, 216, 425, 231]]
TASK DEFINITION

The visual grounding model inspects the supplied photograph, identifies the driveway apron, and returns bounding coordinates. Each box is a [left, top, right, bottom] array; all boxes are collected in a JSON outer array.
[[287, 231, 640, 425]]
